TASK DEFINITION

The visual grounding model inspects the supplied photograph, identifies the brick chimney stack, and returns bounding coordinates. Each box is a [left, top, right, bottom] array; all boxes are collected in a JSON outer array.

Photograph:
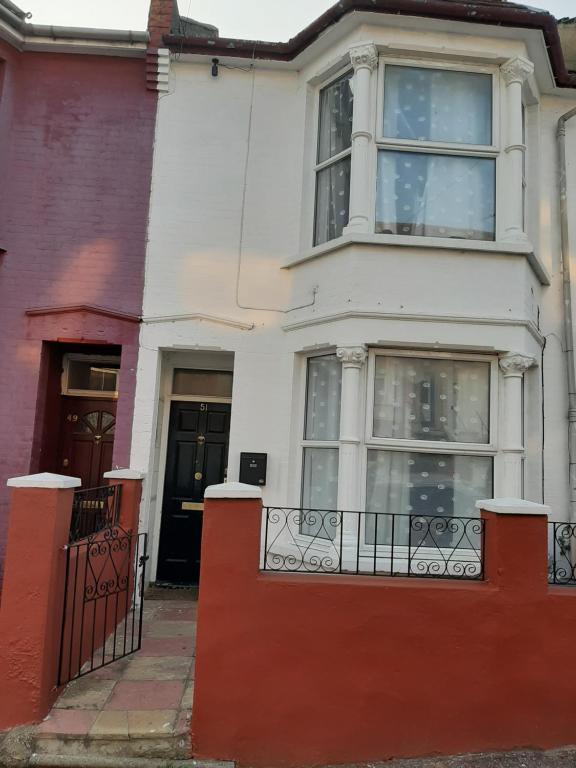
[[147, 0, 176, 48]]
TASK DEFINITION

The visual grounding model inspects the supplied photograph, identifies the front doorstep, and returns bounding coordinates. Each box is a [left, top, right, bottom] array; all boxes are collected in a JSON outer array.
[[31, 598, 196, 762]]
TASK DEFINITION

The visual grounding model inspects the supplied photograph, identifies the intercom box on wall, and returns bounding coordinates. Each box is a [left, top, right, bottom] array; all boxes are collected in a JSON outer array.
[[239, 453, 267, 486]]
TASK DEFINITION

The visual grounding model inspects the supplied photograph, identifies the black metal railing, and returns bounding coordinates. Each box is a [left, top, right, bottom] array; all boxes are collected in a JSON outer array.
[[58, 524, 148, 685], [69, 485, 121, 543], [548, 522, 576, 585], [262, 507, 484, 580]]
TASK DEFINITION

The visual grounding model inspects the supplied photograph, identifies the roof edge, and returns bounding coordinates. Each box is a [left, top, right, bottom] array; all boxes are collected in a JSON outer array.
[[163, 0, 576, 89], [0, 0, 149, 49]]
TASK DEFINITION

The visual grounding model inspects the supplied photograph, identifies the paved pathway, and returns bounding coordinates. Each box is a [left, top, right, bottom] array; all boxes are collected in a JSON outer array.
[[34, 597, 196, 759]]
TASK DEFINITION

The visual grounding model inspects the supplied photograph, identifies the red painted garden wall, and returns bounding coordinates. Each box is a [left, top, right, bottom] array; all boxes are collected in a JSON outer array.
[[0, 39, 156, 573], [192, 497, 576, 768]]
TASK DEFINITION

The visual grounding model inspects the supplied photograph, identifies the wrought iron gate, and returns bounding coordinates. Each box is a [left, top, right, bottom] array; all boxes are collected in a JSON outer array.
[[57, 524, 148, 685]]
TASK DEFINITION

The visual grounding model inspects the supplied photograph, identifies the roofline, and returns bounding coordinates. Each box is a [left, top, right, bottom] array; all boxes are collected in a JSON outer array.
[[22, 23, 149, 44], [163, 0, 576, 88], [0, 0, 149, 52]]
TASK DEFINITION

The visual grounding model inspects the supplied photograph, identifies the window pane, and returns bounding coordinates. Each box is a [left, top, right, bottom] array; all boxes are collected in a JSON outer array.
[[373, 356, 490, 443], [383, 66, 492, 145], [318, 71, 353, 163], [301, 448, 339, 539], [314, 156, 351, 246], [376, 150, 495, 241], [365, 450, 492, 544], [305, 355, 341, 440], [173, 369, 233, 398], [68, 360, 119, 393]]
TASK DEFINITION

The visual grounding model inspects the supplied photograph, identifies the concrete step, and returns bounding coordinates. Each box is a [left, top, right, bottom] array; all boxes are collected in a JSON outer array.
[[29, 756, 232, 768], [32, 732, 190, 761]]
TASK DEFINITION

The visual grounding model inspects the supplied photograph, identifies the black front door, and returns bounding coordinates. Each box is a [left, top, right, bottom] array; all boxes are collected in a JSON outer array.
[[157, 401, 231, 585]]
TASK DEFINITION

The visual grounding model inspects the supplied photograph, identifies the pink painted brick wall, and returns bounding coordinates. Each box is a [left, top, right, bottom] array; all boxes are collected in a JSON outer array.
[[0, 41, 156, 572]]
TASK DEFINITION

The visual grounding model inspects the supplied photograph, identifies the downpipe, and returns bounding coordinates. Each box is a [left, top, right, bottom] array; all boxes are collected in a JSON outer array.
[[557, 106, 576, 519]]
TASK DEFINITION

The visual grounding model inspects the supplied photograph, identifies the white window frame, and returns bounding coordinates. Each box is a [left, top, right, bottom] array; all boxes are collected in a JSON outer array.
[[364, 348, 498, 454], [312, 66, 354, 247], [61, 353, 120, 399], [374, 57, 501, 241], [295, 350, 341, 552], [309, 55, 506, 248], [356, 348, 496, 570], [293, 348, 497, 568]]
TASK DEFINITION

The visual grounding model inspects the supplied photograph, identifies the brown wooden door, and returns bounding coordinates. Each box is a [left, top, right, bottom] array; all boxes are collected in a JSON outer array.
[[58, 397, 117, 488]]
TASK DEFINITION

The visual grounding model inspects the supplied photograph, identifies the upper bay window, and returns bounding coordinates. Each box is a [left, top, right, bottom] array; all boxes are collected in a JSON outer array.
[[313, 72, 353, 246], [312, 53, 513, 247], [376, 65, 495, 241]]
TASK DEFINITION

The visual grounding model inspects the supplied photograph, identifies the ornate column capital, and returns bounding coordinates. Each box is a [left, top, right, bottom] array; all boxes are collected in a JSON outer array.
[[348, 43, 378, 72], [337, 345, 367, 368], [501, 56, 534, 86], [499, 352, 537, 377]]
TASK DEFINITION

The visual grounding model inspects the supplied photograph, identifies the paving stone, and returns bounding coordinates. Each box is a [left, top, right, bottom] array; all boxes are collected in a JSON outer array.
[[89, 710, 129, 740], [36, 709, 98, 736], [105, 680, 184, 711], [144, 620, 196, 637], [139, 636, 196, 656], [53, 679, 116, 710], [123, 655, 192, 681], [160, 607, 198, 621], [80, 659, 130, 680], [127, 709, 177, 738], [181, 679, 195, 709], [175, 708, 192, 736]]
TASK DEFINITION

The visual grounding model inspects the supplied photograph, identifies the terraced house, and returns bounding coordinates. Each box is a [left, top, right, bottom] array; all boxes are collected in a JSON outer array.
[[133, 0, 576, 588]]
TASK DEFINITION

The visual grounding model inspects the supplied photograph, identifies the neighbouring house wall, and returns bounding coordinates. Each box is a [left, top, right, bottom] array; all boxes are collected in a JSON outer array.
[[0, 40, 156, 576], [192, 495, 576, 768]]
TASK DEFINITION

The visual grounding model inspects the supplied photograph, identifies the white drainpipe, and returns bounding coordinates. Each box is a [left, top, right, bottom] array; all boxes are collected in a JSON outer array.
[[557, 106, 576, 519]]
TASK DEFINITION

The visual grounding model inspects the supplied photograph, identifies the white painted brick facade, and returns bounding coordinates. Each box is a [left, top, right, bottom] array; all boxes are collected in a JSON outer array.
[[131, 15, 576, 578]]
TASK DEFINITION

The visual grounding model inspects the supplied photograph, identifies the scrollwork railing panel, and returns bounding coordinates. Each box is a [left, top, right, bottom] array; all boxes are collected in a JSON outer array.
[[262, 507, 484, 581]]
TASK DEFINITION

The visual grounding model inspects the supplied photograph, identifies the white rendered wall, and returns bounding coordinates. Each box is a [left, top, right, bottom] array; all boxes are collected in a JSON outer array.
[[131, 19, 576, 575]]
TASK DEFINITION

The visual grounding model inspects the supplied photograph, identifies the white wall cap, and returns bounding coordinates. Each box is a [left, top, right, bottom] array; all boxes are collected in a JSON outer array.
[[205, 482, 263, 499], [103, 469, 146, 480], [7, 472, 82, 489], [476, 498, 551, 516]]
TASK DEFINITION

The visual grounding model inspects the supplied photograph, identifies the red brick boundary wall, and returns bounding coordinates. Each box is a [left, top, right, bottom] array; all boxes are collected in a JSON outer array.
[[192, 485, 576, 768], [0, 471, 143, 731]]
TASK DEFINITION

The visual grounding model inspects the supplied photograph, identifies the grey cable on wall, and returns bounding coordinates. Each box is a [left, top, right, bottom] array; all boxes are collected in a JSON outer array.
[[233, 57, 318, 315]]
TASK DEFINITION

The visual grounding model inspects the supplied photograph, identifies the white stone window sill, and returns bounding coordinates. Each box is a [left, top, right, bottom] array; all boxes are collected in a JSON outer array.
[[282, 233, 550, 286]]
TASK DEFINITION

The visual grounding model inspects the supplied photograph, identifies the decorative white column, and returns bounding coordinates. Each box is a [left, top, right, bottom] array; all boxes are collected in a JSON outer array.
[[343, 43, 378, 235], [336, 346, 367, 569], [336, 345, 367, 510], [499, 352, 536, 497], [500, 56, 533, 243]]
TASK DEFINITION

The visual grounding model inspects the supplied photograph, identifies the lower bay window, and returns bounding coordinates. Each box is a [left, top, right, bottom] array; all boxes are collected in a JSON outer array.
[[301, 354, 342, 538], [300, 350, 495, 544]]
